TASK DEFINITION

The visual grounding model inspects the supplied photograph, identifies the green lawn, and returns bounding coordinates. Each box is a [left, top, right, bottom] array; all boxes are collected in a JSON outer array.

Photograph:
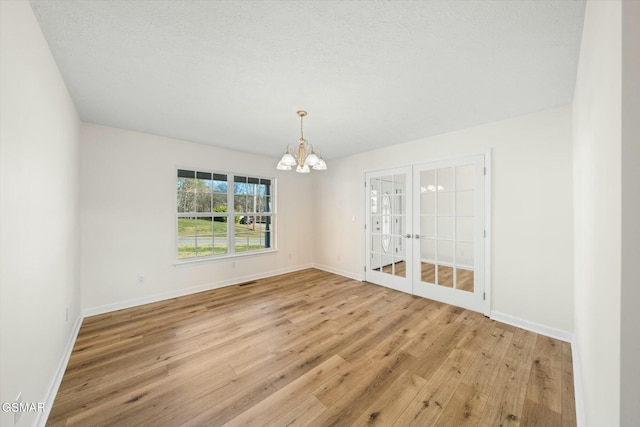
[[177, 218, 227, 234], [178, 245, 228, 257], [177, 218, 269, 259], [178, 218, 266, 237]]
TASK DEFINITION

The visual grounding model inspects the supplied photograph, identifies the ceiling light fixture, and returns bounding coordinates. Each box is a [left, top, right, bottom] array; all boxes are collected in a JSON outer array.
[[276, 110, 327, 173]]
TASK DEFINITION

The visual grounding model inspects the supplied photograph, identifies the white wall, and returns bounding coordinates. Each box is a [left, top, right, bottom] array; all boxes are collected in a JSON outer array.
[[620, 1, 640, 425], [80, 124, 314, 313], [313, 106, 574, 333], [572, 1, 622, 426], [0, 1, 81, 426]]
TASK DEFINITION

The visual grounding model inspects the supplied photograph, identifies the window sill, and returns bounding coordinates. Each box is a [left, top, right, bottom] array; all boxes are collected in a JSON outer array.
[[173, 248, 278, 266]]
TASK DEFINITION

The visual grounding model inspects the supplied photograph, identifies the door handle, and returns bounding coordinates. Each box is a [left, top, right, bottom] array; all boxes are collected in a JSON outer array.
[[414, 234, 420, 239], [405, 234, 411, 238]]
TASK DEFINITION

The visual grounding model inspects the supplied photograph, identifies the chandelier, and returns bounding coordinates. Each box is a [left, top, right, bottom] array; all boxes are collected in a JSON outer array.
[[276, 110, 327, 173]]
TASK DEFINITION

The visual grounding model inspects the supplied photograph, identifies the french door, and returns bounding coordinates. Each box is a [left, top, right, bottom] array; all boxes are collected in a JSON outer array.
[[365, 155, 488, 314], [365, 167, 413, 294]]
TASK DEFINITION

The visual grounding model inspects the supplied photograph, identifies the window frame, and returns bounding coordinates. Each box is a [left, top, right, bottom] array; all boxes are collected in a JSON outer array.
[[175, 167, 276, 263]]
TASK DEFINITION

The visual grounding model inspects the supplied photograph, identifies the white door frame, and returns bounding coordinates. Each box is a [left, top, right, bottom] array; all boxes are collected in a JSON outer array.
[[363, 150, 491, 316]]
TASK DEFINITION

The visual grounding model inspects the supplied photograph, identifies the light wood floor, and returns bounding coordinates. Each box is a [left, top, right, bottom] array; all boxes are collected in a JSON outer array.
[[47, 269, 576, 427]]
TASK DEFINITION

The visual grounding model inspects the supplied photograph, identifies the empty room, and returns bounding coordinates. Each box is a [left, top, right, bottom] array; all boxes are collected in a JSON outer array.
[[1, 0, 638, 426]]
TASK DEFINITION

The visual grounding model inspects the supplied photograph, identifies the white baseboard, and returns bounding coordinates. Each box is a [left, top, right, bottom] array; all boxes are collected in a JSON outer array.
[[312, 263, 363, 282], [35, 314, 83, 427], [490, 311, 573, 343], [82, 264, 314, 318], [571, 336, 586, 427]]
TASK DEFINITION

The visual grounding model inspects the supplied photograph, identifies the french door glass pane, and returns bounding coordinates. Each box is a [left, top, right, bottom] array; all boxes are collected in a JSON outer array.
[[437, 167, 454, 191], [457, 191, 474, 216], [437, 217, 454, 240], [421, 262, 436, 283], [371, 220, 381, 250], [421, 215, 435, 238], [370, 178, 380, 213], [456, 241, 474, 268], [394, 174, 405, 194], [454, 164, 476, 292], [393, 215, 405, 237], [456, 217, 474, 242], [382, 254, 394, 274], [456, 165, 475, 190], [420, 170, 435, 191], [438, 265, 454, 287], [419, 162, 477, 293], [395, 257, 407, 278], [457, 268, 474, 292], [421, 192, 435, 214], [437, 192, 454, 216], [370, 174, 407, 278], [371, 252, 380, 272], [421, 238, 435, 261], [437, 240, 454, 264]]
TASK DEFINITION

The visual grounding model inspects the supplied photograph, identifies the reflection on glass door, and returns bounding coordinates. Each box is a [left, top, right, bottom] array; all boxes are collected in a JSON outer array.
[[413, 155, 485, 313], [365, 168, 412, 294]]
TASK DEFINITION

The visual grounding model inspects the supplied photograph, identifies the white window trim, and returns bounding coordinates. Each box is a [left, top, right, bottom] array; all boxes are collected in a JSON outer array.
[[174, 167, 276, 264]]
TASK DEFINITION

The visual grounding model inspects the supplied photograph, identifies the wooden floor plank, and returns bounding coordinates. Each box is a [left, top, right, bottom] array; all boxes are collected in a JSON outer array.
[[312, 355, 376, 408], [525, 336, 564, 414], [308, 351, 417, 427], [46, 268, 576, 427], [434, 382, 488, 427], [392, 353, 470, 426], [461, 326, 514, 393], [349, 370, 427, 427], [265, 395, 326, 427], [477, 328, 537, 427], [222, 354, 348, 427], [520, 398, 563, 427]]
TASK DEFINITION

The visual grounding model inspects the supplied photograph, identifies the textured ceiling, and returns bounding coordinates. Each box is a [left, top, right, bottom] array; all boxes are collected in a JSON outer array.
[[30, 0, 586, 160]]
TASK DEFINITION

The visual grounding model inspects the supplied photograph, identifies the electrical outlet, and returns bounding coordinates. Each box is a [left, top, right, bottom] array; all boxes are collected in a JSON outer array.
[[137, 275, 145, 284], [14, 392, 22, 425]]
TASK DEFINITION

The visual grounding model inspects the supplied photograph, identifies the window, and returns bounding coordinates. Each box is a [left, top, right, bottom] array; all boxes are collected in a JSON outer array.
[[177, 169, 273, 260]]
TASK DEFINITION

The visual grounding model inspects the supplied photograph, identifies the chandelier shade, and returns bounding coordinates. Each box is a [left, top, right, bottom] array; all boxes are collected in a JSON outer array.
[[277, 110, 327, 173]]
